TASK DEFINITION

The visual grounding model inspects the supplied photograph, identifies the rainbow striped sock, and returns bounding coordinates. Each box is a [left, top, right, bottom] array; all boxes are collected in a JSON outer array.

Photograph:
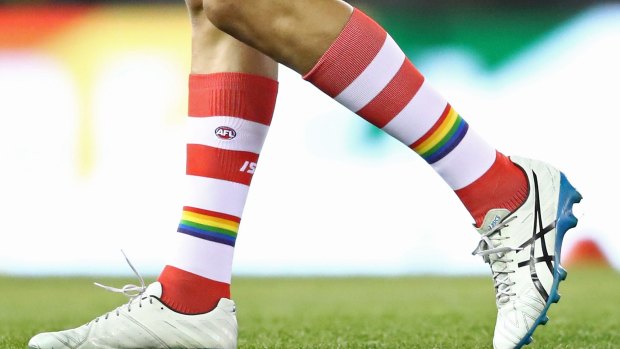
[[304, 7, 527, 226], [411, 104, 469, 164], [159, 72, 278, 314], [178, 207, 239, 247], [305, 8, 496, 191]]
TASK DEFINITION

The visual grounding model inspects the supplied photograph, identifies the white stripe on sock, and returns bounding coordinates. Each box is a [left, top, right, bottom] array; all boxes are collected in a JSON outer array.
[[430, 128, 496, 190], [382, 81, 448, 145], [187, 116, 270, 154], [184, 175, 249, 218], [335, 35, 406, 112], [169, 233, 234, 283]]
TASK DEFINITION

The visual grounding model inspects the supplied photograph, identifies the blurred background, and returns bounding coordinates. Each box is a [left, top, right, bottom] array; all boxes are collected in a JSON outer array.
[[0, 0, 618, 277]]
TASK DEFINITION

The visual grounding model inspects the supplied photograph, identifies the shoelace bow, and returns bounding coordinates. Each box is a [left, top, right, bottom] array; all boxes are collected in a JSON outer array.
[[472, 216, 522, 304], [93, 250, 150, 321]]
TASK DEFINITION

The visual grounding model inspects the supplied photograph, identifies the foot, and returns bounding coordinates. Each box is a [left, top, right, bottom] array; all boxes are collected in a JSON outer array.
[[28, 257, 238, 349], [473, 156, 582, 349]]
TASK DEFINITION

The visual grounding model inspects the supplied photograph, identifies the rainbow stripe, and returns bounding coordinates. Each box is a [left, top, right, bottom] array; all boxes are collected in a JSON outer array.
[[177, 208, 240, 247], [411, 104, 469, 164]]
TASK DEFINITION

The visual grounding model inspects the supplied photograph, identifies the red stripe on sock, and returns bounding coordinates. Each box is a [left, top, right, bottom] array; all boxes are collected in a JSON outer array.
[[456, 152, 529, 227], [357, 59, 425, 128], [186, 144, 259, 186], [303, 9, 387, 97], [183, 206, 241, 223], [189, 73, 278, 126], [158, 265, 230, 315], [410, 103, 451, 149]]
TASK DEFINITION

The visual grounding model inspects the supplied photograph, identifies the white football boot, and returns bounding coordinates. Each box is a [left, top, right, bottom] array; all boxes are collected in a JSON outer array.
[[28, 254, 238, 349], [473, 156, 581, 349]]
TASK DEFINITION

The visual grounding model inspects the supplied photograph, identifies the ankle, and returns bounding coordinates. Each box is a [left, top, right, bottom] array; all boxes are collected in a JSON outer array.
[[158, 265, 230, 314], [456, 152, 529, 227]]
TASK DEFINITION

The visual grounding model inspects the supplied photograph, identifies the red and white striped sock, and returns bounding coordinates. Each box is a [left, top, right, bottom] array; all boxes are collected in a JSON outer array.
[[158, 73, 278, 314], [304, 9, 527, 226]]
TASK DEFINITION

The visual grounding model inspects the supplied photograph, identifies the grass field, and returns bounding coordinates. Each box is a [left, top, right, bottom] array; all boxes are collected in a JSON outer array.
[[1, 267, 618, 349]]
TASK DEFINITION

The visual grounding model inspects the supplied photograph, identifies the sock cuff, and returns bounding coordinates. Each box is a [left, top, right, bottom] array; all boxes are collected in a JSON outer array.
[[189, 73, 279, 126], [456, 151, 529, 226], [159, 265, 231, 314], [303, 8, 388, 97]]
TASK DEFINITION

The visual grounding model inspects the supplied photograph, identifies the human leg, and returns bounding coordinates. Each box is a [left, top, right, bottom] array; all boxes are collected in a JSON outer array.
[[201, 0, 526, 228], [28, 2, 278, 349], [157, 0, 278, 315], [198, 1, 581, 348]]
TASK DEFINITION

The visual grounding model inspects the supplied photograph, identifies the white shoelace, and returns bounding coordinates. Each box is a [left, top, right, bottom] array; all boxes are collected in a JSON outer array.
[[472, 216, 522, 304], [93, 250, 150, 320]]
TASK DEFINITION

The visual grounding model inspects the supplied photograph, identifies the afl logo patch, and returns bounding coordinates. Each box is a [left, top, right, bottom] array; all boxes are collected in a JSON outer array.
[[215, 126, 237, 140]]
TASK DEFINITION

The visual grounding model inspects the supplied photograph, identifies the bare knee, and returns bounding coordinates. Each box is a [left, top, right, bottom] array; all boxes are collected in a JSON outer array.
[[203, 0, 241, 32]]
